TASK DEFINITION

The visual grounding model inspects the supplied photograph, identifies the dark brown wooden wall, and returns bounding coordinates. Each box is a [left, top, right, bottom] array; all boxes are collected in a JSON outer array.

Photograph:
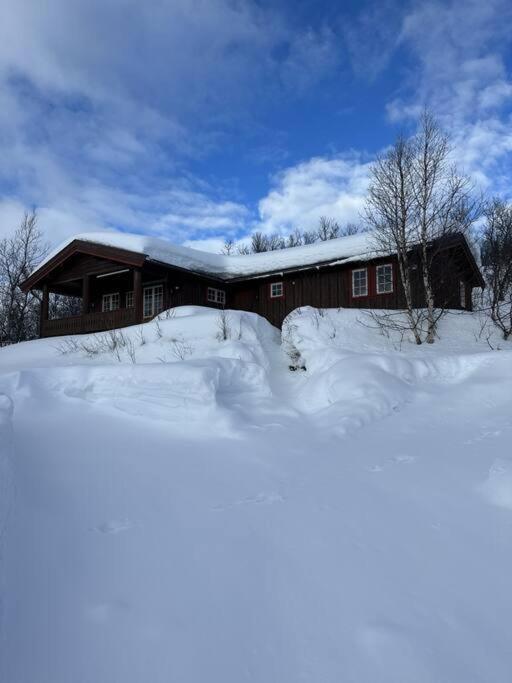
[[41, 246, 477, 330], [231, 256, 412, 327]]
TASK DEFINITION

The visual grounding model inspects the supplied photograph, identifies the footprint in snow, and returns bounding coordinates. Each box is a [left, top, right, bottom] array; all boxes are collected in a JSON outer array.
[[212, 492, 285, 511], [366, 454, 416, 472], [465, 429, 503, 445], [392, 454, 416, 464], [91, 519, 138, 534]]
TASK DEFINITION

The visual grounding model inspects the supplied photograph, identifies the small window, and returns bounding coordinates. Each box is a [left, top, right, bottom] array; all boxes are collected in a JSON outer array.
[[352, 269, 368, 297], [126, 291, 134, 309], [270, 282, 283, 298], [144, 284, 164, 318], [207, 287, 226, 305], [460, 280, 466, 309], [102, 293, 120, 312], [376, 264, 393, 294]]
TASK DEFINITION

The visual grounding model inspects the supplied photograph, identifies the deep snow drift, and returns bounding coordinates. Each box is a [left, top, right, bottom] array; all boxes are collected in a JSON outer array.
[[1, 306, 512, 683]]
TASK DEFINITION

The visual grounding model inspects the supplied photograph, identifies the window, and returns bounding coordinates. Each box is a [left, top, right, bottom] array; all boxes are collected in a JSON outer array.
[[102, 293, 120, 312], [270, 282, 283, 298], [352, 268, 368, 297], [460, 280, 466, 309], [207, 287, 226, 305], [376, 264, 393, 294], [143, 284, 164, 318], [125, 291, 134, 309]]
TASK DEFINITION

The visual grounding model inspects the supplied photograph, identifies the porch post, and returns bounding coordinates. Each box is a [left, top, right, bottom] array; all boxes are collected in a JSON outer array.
[[40, 284, 49, 337], [133, 268, 143, 322], [82, 274, 91, 314]]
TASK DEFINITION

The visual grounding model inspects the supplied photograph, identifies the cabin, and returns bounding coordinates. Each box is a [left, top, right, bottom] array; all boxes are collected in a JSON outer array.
[[21, 231, 484, 337]]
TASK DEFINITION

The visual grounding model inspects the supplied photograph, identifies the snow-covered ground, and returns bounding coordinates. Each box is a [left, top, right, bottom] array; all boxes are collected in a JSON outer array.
[[1, 306, 512, 683]]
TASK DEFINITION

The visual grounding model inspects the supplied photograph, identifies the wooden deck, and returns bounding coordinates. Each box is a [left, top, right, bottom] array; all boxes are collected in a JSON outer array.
[[42, 309, 139, 337]]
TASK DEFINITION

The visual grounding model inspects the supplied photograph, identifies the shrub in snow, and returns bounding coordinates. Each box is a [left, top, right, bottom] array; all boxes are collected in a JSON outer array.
[[216, 309, 232, 342]]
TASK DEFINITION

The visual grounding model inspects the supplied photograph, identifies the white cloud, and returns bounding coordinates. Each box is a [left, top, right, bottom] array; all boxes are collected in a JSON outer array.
[[0, 0, 338, 250], [0, 177, 251, 250], [0, 199, 33, 240], [257, 154, 371, 234], [385, 0, 512, 190]]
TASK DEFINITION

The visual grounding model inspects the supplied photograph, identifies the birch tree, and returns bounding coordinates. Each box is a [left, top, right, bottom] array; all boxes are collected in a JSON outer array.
[[481, 198, 512, 340], [411, 111, 478, 342], [365, 112, 479, 344], [365, 134, 424, 344]]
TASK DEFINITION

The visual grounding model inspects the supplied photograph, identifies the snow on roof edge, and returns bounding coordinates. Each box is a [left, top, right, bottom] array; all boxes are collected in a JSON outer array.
[[31, 230, 380, 281]]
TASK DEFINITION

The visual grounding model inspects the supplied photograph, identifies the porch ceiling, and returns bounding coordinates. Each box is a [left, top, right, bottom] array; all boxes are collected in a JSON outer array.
[[21, 240, 146, 292]]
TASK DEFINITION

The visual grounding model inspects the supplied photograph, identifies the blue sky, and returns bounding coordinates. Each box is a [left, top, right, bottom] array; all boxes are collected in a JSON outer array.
[[1, 0, 511, 251]]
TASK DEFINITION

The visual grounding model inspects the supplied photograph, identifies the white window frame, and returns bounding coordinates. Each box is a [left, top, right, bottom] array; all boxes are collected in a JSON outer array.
[[143, 284, 164, 319], [125, 291, 134, 309], [460, 280, 466, 309], [270, 282, 283, 298], [207, 287, 226, 305], [376, 264, 394, 294], [102, 292, 120, 312], [352, 268, 368, 298]]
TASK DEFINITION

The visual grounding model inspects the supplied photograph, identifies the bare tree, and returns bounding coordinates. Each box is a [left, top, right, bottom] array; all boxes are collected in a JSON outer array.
[[317, 216, 340, 241], [481, 198, 512, 340], [266, 233, 286, 251], [340, 222, 362, 236], [411, 111, 479, 342], [220, 220, 363, 256], [365, 133, 424, 344], [251, 232, 269, 253], [221, 238, 235, 255], [0, 211, 48, 344], [302, 229, 318, 244], [287, 228, 304, 248], [365, 112, 479, 344]]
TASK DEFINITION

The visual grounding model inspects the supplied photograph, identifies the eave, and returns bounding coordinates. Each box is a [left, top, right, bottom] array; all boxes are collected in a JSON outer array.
[[21, 240, 147, 292]]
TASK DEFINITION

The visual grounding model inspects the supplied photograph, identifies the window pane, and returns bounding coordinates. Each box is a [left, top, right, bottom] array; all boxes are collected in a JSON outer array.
[[377, 265, 393, 293], [102, 293, 120, 312], [271, 282, 283, 297], [143, 288, 153, 317], [154, 285, 163, 313], [352, 269, 367, 296], [207, 287, 225, 304]]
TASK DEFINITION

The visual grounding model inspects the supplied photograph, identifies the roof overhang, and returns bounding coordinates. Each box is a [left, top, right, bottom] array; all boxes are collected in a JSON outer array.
[[21, 231, 485, 292], [21, 239, 147, 292]]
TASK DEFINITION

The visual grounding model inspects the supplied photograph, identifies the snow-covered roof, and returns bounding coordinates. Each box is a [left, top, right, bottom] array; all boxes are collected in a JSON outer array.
[[36, 230, 380, 281]]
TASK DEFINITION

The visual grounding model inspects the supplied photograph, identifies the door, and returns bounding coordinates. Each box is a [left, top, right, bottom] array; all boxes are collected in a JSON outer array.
[[143, 284, 164, 319]]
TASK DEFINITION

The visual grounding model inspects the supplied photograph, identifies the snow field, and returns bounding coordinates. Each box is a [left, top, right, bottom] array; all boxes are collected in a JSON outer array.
[[1, 305, 512, 682]]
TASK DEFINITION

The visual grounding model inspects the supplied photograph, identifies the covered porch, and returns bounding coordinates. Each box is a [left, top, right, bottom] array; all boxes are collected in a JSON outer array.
[[31, 242, 175, 337], [22, 236, 227, 338], [41, 303, 141, 338], [40, 265, 152, 337]]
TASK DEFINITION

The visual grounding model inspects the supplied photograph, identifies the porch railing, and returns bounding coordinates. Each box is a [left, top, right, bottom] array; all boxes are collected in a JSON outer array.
[[42, 308, 138, 337]]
